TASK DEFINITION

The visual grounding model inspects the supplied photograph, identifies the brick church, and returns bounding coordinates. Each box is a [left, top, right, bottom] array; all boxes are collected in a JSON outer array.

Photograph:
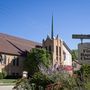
[[0, 17, 72, 77]]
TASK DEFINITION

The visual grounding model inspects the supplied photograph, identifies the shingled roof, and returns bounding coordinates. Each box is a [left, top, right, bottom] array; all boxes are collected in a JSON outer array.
[[0, 33, 41, 55]]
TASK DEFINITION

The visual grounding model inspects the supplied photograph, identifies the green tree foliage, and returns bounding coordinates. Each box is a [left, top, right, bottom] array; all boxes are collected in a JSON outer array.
[[80, 64, 90, 79], [0, 72, 3, 79], [30, 72, 53, 88], [72, 49, 78, 60], [24, 48, 51, 76], [14, 78, 31, 90], [48, 72, 77, 90], [73, 64, 90, 90], [0, 70, 7, 79]]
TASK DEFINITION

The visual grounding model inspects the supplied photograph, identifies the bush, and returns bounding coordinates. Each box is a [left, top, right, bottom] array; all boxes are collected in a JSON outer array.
[[2, 70, 7, 78], [80, 64, 90, 77], [14, 78, 31, 90], [0, 72, 3, 79], [5, 75, 21, 79], [30, 72, 53, 88], [0, 70, 7, 79]]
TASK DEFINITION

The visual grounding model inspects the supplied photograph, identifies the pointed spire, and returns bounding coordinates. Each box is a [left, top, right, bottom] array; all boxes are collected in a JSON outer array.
[[51, 15, 54, 39], [47, 35, 50, 39], [42, 39, 45, 43], [56, 34, 59, 39]]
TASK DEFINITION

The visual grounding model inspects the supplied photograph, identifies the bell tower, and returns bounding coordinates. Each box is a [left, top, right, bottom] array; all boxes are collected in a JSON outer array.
[[42, 16, 63, 66]]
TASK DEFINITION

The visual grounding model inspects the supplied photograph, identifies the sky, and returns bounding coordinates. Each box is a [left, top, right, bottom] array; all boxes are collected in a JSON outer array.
[[0, 0, 90, 49]]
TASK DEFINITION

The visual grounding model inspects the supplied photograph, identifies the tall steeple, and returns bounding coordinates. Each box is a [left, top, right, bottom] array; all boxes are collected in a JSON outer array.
[[51, 15, 54, 39]]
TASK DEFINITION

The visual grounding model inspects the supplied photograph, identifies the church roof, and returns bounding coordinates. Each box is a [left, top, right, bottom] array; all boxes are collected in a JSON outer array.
[[0, 33, 41, 55], [63, 41, 72, 54]]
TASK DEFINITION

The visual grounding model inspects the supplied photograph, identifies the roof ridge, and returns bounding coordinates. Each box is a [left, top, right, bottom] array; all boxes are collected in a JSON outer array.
[[6, 39, 24, 53], [0, 33, 41, 45], [0, 33, 41, 55]]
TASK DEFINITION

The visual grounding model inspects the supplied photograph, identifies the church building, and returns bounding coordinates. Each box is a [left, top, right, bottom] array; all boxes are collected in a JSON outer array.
[[0, 17, 72, 77], [43, 16, 72, 72]]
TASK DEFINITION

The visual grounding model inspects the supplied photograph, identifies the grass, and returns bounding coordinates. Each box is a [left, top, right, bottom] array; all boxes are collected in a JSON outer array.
[[0, 79, 17, 85]]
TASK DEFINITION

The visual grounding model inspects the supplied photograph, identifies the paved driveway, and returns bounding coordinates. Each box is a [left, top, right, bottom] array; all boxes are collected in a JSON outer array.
[[0, 86, 14, 90]]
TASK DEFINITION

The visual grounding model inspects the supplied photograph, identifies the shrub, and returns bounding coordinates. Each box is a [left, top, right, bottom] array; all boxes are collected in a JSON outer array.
[[14, 78, 31, 90], [0, 72, 3, 79], [5, 75, 21, 79], [30, 72, 53, 88], [2, 70, 7, 78], [0, 70, 7, 79]]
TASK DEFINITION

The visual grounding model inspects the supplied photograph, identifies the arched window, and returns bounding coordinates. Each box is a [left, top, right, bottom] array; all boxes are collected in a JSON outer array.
[[13, 56, 19, 66], [63, 51, 66, 61], [0, 54, 6, 64], [0, 54, 2, 62]]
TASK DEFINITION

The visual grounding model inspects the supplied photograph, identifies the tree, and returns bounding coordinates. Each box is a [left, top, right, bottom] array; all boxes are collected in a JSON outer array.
[[23, 48, 51, 76], [80, 64, 90, 79], [72, 49, 78, 61]]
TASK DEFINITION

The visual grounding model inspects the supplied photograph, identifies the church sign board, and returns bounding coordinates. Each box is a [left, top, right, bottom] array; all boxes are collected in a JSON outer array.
[[72, 34, 90, 39], [78, 43, 90, 64]]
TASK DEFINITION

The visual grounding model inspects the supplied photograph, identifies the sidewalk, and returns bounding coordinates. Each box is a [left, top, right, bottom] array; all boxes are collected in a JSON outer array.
[[0, 85, 14, 90]]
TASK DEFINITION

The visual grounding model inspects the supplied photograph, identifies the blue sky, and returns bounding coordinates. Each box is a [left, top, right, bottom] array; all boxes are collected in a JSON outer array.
[[0, 0, 90, 49]]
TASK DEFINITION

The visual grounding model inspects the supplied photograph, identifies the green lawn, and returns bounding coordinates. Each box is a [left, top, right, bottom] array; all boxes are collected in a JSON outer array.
[[0, 79, 17, 85]]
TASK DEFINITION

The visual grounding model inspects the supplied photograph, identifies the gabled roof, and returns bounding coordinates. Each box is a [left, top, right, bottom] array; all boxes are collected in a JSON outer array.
[[63, 41, 72, 54], [0, 33, 41, 55]]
